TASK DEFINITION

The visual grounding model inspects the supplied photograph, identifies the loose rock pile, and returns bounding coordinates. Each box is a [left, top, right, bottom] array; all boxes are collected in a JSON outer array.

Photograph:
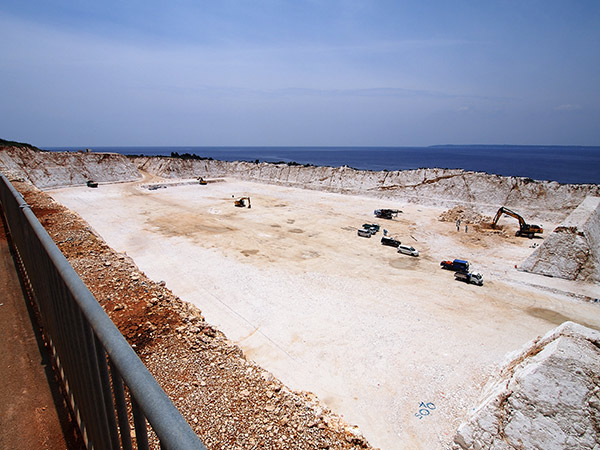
[[453, 321, 600, 450], [16, 181, 374, 450], [438, 205, 491, 225]]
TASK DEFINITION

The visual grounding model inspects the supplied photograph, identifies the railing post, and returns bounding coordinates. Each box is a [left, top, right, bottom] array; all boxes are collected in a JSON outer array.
[[0, 173, 207, 450]]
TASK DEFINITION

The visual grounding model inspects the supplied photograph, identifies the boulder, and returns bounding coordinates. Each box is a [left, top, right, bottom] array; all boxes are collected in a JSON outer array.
[[454, 321, 600, 450]]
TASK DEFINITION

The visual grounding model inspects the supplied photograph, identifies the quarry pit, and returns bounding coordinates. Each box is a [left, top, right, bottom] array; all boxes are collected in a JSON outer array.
[[46, 175, 600, 449], [2, 146, 599, 449]]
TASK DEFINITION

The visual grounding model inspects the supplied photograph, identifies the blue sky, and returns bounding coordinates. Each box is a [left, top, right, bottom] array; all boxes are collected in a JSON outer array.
[[1, 1, 599, 146]]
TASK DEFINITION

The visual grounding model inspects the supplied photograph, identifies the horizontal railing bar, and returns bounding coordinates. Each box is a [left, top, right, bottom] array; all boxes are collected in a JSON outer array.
[[0, 173, 207, 450]]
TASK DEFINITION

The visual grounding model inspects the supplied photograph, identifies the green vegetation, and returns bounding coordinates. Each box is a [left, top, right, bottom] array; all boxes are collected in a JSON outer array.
[[170, 151, 213, 160], [169, 152, 314, 167], [0, 138, 41, 150]]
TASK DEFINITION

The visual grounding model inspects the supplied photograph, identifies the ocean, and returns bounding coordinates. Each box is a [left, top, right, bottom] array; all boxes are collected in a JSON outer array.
[[43, 145, 600, 185]]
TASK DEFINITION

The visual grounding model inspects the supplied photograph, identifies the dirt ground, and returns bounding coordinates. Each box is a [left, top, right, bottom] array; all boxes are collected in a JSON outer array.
[[46, 176, 600, 450]]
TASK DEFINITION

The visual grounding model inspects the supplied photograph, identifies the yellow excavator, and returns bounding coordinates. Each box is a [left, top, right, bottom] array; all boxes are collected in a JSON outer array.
[[492, 207, 543, 238], [234, 196, 251, 208]]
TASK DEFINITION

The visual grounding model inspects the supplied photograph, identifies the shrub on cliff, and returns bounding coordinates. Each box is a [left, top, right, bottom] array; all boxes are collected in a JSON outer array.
[[0, 138, 41, 150]]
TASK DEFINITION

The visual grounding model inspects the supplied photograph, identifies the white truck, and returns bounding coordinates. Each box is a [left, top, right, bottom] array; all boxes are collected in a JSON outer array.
[[454, 271, 484, 286]]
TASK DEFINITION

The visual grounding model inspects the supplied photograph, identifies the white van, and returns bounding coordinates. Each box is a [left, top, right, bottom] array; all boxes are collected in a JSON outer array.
[[357, 228, 372, 238], [397, 245, 419, 257]]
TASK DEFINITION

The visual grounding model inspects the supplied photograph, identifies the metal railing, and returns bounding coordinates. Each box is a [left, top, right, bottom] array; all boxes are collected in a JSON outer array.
[[0, 173, 207, 450]]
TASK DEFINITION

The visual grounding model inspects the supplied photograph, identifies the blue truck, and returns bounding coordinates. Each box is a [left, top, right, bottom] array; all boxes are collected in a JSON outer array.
[[440, 259, 469, 273]]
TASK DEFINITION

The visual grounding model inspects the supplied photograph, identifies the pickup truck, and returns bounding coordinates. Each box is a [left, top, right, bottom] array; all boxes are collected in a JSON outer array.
[[440, 259, 469, 272], [454, 271, 484, 286]]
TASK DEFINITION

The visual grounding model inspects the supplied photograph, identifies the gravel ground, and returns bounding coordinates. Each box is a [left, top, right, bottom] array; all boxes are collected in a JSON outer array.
[[42, 177, 600, 449]]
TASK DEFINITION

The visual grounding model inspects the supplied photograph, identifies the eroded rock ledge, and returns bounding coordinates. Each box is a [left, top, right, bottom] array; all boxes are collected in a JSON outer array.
[[132, 155, 600, 222], [453, 321, 600, 450], [2, 146, 599, 224]]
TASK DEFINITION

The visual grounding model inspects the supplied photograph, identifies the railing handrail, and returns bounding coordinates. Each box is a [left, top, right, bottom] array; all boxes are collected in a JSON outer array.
[[0, 173, 207, 450]]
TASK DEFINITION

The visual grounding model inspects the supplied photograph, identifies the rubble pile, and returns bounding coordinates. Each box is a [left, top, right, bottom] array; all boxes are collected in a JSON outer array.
[[438, 205, 491, 224], [16, 180, 374, 450], [519, 196, 600, 282], [454, 321, 600, 450]]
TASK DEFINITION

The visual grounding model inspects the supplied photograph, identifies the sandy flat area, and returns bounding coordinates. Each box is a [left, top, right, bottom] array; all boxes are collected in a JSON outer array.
[[48, 177, 600, 450]]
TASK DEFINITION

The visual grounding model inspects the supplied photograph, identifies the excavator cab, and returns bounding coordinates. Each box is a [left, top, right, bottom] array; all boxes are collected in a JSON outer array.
[[234, 196, 251, 208]]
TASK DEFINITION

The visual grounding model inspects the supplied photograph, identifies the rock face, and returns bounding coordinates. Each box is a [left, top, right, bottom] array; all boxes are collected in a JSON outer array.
[[1, 146, 599, 224], [133, 156, 600, 223], [0, 146, 141, 188], [519, 196, 600, 282], [454, 321, 600, 450]]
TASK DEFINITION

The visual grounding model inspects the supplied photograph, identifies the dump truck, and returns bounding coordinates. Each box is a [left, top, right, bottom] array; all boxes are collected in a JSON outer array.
[[492, 206, 543, 238], [374, 209, 401, 219], [454, 271, 484, 286], [440, 259, 469, 272]]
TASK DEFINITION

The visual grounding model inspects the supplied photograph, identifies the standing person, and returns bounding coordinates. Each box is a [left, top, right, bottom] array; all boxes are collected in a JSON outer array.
[[465, 224, 468, 233], [456, 219, 461, 231]]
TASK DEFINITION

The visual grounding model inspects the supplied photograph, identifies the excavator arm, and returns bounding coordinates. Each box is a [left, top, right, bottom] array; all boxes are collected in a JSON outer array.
[[492, 206, 542, 237], [492, 207, 526, 228]]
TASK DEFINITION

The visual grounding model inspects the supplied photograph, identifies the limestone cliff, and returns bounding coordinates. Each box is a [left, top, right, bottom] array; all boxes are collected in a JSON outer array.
[[0, 146, 141, 188], [1, 145, 599, 224], [133, 156, 600, 222], [519, 196, 600, 282]]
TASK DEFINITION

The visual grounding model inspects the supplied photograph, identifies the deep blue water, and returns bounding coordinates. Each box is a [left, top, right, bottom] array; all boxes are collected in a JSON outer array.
[[43, 145, 600, 185]]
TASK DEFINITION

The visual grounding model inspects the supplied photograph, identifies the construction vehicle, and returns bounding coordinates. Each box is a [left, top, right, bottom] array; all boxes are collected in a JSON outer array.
[[234, 197, 251, 208], [440, 259, 469, 272], [374, 209, 401, 220], [454, 271, 484, 286], [492, 207, 543, 238]]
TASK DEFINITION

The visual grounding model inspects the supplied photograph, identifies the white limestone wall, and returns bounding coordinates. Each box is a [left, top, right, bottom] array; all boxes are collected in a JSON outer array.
[[134, 156, 600, 223], [519, 196, 600, 282], [454, 321, 600, 450]]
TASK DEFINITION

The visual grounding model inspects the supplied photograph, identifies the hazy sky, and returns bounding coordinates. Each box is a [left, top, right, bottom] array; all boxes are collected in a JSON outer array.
[[1, 1, 599, 146]]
